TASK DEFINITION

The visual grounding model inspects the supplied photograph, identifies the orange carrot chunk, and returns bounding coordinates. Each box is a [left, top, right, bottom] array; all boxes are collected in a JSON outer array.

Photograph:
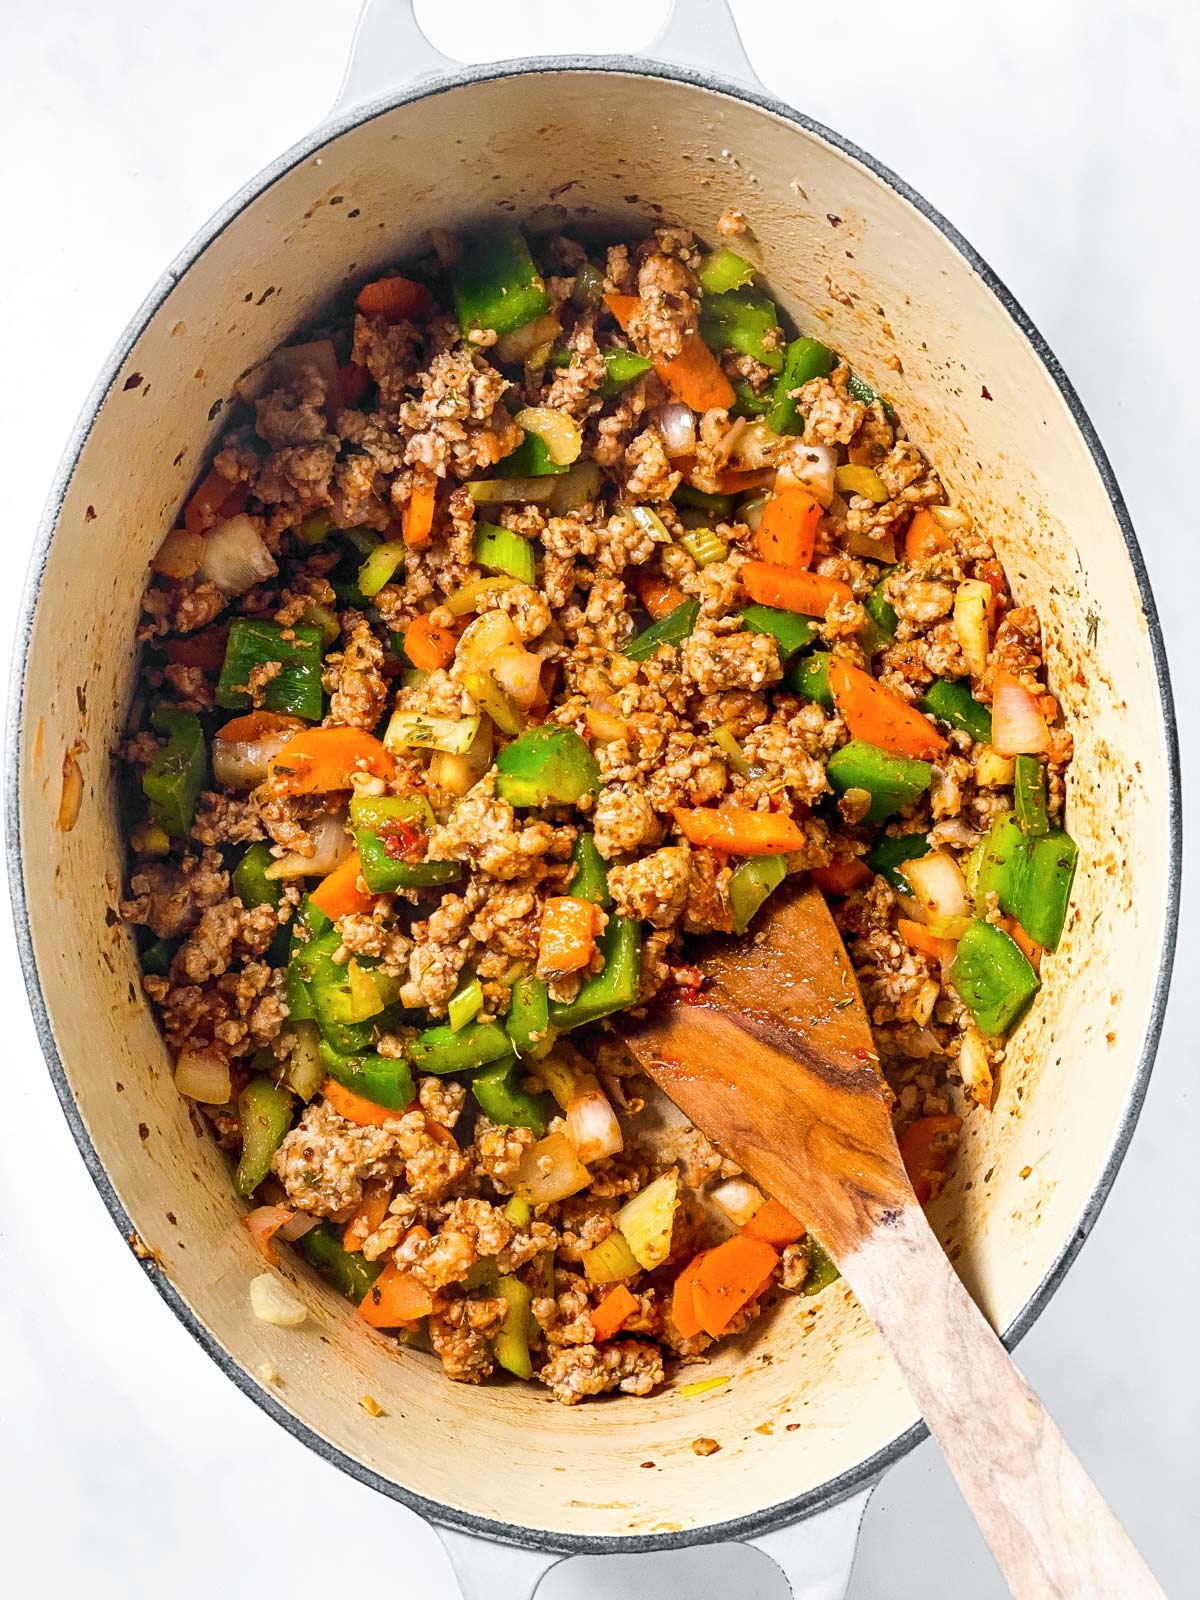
[[605, 292, 735, 413], [741, 561, 854, 617], [810, 857, 873, 896], [674, 804, 805, 855], [898, 1113, 963, 1206], [403, 477, 437, 550], [669, 1252, 710, 1340], [403, 613, 460, 672], [828, 657, 947, 760], [591, 1283, 640, 1342], [321, 1078, 408, 1128], [310, 850, 373, 921], [267, 726, 396, 794], [755, 488, 822, 570], [897, 917, 956, 964], [739, 1199, 806, 1249], [537, 896, 598, 978], [358, 1261, 435, 1328], [692, 1236, 780, 1338], [904, 508, 952, 562], [355, 275, 434, 321], [629, 570, 687, 621], [183, 466, 246, 536], [342, 1180, 393, 1253]]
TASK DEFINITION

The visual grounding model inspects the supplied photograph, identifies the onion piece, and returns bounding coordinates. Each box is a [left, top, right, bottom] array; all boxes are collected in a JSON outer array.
[[264, 810, 353, 880], [844, 525, 898, 563], [737, 491, 769, 533], [514, 1132, 593, 1205], [630, 505, 673, 544], [547, 460, 602, 513], [174, 1047, 232, 1105], [566, 1083, 624, 1164], [249, 1271, 308, 1328], [728, 420, 785, 469], [655, 401, 697, 458], [494, 311, 562, 365], [958, 1024, 995, 1109], [513, 405, 582, 466], [270, 340, 341, 409], [277, 1211, 319, 1243], [953, 579, 992, 677], [466, 477, 558, 506], [710, 1177, 765, 1226], [457, 609, 523, 669], [586, 693, 628, 744], [930, 504, 974, 533], [900, 851, 970, 921], [213, 716, 302, 791], [152, 528, 204, 580], [384, 709, 483, 756], [974, 746, 1015, 788], [616, 1171, 680, 1270], [442, 575, 519, 616], [196, 514, 278, 597], [992, 673, 1051, 756], [243, 1204, 295, 1263], [489, 645, 542, 711], [428, 718, 494, 797], [780, 444, 838, 508], [582, 1230, 640, 1284]]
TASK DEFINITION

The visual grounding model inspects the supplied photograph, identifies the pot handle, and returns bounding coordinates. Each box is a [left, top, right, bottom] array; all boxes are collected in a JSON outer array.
[[436, 1486, 873, 1599], [332, 0, 762, 118]]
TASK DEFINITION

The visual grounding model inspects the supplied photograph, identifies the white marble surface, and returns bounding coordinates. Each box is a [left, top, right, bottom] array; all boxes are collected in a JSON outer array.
[[1, 2, 1196, 1594]]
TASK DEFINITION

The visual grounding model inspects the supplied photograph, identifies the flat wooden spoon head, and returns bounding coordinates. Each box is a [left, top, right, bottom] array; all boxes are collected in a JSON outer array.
[[621, 877, 913, 1259]]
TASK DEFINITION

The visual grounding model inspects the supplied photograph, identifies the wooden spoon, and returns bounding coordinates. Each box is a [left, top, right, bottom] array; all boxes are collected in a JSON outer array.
[[621, 878, 1163, 1600]]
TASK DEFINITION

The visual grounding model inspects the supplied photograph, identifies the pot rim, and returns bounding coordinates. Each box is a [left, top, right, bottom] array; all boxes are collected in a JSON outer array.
[[6, 53, 1182, 1559]]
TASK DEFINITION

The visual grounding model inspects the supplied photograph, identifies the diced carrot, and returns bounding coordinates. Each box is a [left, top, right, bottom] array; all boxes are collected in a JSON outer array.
[[537, 896, 598, 978], [674, 804, 805, 855], [899, 1113, 963, 1206], [692, 1236, 780, 1338], [828, 657, 947, 760], [1001, 915, 1044, 974], [267, 726, 396, 794], [605, 292, 735, 413], [403, 477, 437, 550], [355, 275, 435, 321], [358, 1261, 435, 1329], [741, 561, 854, 617], [591, 1283, 639, 1342], [755, 488, 822, 570], [897, 917, 956, 964], [310, 850, 373, 920], [716, 467, 777, 495], [629, 570, 687, 621], [162, 624, 228, 672], [215, 709, 300, 745], [403, 613, 459, 673], [810, 857, 874, 896], [739, 1198, 806, 1249], [338, 361, 372, 408], [242, 1203, 295, 1264], [183, 466, 245, 536], [904, 508, 952, 562], [322, 1078, 407, 1128], [342, 1180, 393, 1253], [670, 1252, 709, 1340]]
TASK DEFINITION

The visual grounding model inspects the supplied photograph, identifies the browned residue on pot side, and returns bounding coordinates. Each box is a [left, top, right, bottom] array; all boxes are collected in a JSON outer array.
[[57, 739, 87, 831]]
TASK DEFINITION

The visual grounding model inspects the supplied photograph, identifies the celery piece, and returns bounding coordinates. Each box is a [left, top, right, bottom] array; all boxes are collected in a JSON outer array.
[[471, 1055, 553, 1136], [299, 1223, 381, 1304], [599, 348, 653, 396], [505, 1194, 533, 1227], [384, 709, 481, 756], [492, 1275, 535, 1379], [1013, 754, 1050, 837], [462, 668, 524, 738], [452, 223, 551, 338], [143, 708, 208, 840], [505, 974, 557, 1059], [835, 463, 889, 504], [680, 527, 728, 567], [296, 509, 333, 546], [919, 679, 993, 745], [567, 832, 611, 908], [215, 620, 325, 721], [409, 1021, 514, 1077], [768, 337, 836, 434], [623, 599, 700, 663], [826, 739, 932, 825], [867, 832, 931, 891], [787, 650, 834, 710], [673, 484, 736, 520], [699, 289, 784, 374], [358, 539, 405, 598], [317, 1039, 415, 1111], [474, 523, 537, 585], [713, 726, 752, 777], [351, 793, 461, 894], [498, 432, 568, 478], [549, 917, 642, 1031], [948, 920, 1040, 1037], [741, 604, 818, 662], [234, 1076, 294, 1198], [729, 854, 787, 934], [448, 978, 484, 1033], [494, 726, 600, 808], [698, 248, 756, 294], [863, 584, 899, 644]]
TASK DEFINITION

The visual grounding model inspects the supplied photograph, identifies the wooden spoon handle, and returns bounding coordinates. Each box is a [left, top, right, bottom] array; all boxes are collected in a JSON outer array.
[[842, 1204, 1163, 1599]]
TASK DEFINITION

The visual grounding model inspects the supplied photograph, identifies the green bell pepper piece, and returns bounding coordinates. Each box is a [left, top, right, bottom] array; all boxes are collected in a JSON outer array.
[[787, 650, 834, 710], [409, 1021, 514, 1077], [296, 509, 333, 546], [698, 248, 756, 294], [491, 1274, 535, 1379], [571, 261, 606, 310], [350, 794, 461, 894], [317, 1039, 416, 1111], [728, 372, 773, 419], [799, 1237, 841, 1296], [948, 919, 1041, 1037], [1010, 830, 1077, 951], [919, 679, 993, 745], [143, 707, 207, 840], [973, 813, 1025, 914], [623, 598, 700, 663], [289, 927, 374, 1056], [498, 432, 568, 478], [729, 854, 787, 934], [826, 739, 932, 825], [599, 347, 654, 396], [474, 522, 538, 584], [286, 893, 331, 1024], [867, 832, 931, 891], [215, 619, 325, 722], [505, 974, 557, 1060], [1013, 754, 1050, 837], [494, 726, 601, 808], [673, 483, 736, 520], [471, 1055, 554, 1136], [699, 289, 784, 374], [299, 1222, 382, 1304], [767, 337, 836, 435], [549, 916, 642, 1031], [740, 604, 818, 663], [568, 832, 611, 908], [234, 1076, 293, 1198], [232, 842, 290, 964], [863, 584, 898, 645], [847, 371, 896, 420], [139, 936, 179, 977], [452, 223, 551, 338]]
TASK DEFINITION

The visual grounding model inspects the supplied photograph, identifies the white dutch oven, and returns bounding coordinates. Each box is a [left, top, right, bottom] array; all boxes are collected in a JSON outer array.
[[7, 2, 1181, 1595]]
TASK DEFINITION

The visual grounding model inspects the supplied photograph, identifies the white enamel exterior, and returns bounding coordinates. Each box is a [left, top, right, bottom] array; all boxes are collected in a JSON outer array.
[[9, 58, 1178, 1563]]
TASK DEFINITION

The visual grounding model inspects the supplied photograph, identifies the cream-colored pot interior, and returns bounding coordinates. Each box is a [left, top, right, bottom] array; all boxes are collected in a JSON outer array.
[[14, 67, 1174, 1544]]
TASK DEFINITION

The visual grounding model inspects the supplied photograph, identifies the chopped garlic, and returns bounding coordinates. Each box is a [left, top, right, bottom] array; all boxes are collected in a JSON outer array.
[[250, 1272, 307, 1328]]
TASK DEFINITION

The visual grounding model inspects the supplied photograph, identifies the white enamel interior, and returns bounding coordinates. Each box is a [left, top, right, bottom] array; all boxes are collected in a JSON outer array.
[[14, 68, 1173, 1544]]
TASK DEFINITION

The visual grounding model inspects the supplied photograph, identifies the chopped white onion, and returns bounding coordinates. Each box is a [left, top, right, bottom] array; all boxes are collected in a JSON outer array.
[[953, 580, 992, 678], [728, 420, 784, 469], [196, 514, 278, 597], [457, 609, 523, 670], [494, 312, 562, 365], [655, 402, 697, 458], [738, 491, 769, 533], [992, 676, 1051, 756], [174, 1047, 231, 1105], [489, 645, 542, 710], [958, 1024, 994, 1109], [152, 529, 204, 580], [428, 719, 494, 797], [514, 405, 582, 466], [901, 851, 970, 921], [515, 1132, 593, 1205], [212, 721, 300, 790], [781, 444, 838, 508], [975, 746, 1015, 788], [710, 1177, 765, 1226], [929, 504, 974, 533], [277, 1212, 319, 1242], [250, 1272, 308, 1328], [566, 1085, 624, 1164], [265, 810, 353, 880], [270, 339, 341, 410]]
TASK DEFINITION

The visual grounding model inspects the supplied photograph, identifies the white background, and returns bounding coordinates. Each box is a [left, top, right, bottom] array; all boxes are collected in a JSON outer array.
[[1, 2, 1197, 1595]]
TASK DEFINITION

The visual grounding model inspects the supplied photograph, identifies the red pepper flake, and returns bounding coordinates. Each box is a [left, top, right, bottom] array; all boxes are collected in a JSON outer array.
[[381, 819, 427, 862]]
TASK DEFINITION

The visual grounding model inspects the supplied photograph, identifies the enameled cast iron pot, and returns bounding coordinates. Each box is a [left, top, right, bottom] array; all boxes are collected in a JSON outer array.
[[7, 2, 1182, 1594]]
